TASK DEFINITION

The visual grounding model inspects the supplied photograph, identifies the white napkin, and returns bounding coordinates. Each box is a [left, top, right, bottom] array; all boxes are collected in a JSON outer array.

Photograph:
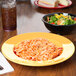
[[0, 52, 14, 75]]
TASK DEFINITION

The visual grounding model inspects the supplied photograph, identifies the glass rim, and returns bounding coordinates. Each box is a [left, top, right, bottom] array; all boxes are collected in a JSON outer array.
[[2, 0, 16, 4], [1, 0, 16, 8]]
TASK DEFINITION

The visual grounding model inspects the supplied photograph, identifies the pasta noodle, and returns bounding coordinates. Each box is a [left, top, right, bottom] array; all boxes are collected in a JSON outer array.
[[13, 38, 63, 61]]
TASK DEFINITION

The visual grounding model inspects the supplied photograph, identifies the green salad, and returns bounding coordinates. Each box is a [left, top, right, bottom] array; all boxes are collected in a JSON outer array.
[[47, 14, 76, 25]]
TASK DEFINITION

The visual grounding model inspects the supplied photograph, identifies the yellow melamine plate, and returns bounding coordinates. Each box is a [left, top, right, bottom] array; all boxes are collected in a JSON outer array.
[[1, 32, 75, 66]]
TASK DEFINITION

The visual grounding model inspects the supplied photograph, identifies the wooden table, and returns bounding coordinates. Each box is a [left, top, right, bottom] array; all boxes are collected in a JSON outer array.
[[0, 0, 76, 76]]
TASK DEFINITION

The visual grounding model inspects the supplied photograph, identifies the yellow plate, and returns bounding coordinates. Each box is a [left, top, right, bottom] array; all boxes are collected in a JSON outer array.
[[1, 32, 75, 66]]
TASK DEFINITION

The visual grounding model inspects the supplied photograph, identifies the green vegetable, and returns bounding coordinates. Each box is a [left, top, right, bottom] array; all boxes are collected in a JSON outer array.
[[47, 14, 76, 25], [64, 19, 76, 25], [51, 16, 58, 22], [48, 20, 53, 24]]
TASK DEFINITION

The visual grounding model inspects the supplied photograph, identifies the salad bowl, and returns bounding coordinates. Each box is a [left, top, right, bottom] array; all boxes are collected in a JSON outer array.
[[42, 12, 76, 35]]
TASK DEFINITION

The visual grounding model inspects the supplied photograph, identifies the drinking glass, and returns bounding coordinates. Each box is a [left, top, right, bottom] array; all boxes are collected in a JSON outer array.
[[1, 0, 17, 31]]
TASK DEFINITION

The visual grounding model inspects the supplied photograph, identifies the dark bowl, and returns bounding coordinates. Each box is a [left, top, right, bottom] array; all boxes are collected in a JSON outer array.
[[42, 12, 76, 35]]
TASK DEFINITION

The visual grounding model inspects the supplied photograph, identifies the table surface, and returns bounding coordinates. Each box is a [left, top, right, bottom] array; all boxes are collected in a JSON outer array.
[[0, 0, 76, 76]]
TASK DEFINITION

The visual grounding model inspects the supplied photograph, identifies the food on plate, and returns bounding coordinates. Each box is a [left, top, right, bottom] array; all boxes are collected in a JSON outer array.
[[38, 0, 70, 7], [58, 0, 69, 6], [38, 0, 59, 7], [13, 38, 63, 61], [47, 13, 76, 25]]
